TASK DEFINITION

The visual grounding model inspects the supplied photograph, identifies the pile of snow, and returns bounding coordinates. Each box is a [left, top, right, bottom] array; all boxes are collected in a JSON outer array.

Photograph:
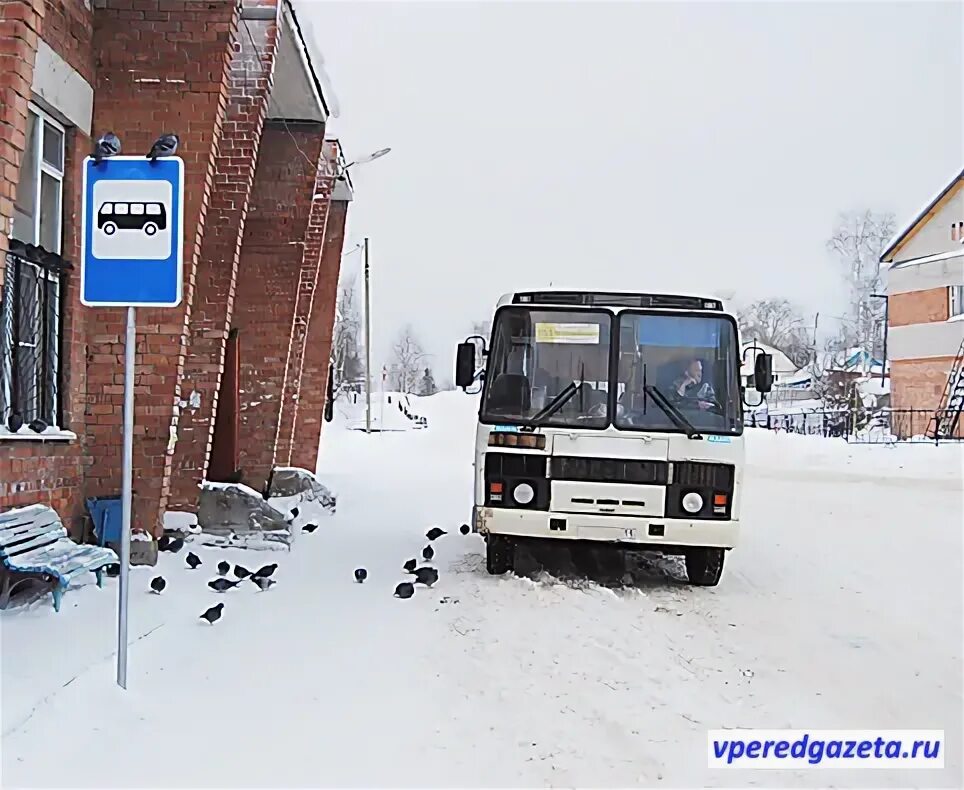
[[2, 389, 961, 787]]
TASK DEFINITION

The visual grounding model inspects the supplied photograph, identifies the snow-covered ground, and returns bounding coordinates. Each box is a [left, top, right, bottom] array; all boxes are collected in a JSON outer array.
[[2, 393, 962, 787]]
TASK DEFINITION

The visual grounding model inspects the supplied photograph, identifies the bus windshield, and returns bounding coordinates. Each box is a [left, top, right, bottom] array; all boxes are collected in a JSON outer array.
[[480, 307, 742, 434], [480, 308, 612, 428], [615, 313, 742, 435]]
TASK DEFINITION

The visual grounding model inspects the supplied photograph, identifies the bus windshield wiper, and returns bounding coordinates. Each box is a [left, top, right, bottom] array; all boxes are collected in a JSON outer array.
[[520, 379, 580, 432], [644, 385, 703, 440]]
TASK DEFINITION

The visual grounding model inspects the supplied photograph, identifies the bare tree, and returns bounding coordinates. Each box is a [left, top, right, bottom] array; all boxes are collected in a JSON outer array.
[[470, 319, 491, 340], [827, 210, 897, 360], [389, 325, 428, 393], [736, 298, 813, 367], [331, 277, 362, 389]]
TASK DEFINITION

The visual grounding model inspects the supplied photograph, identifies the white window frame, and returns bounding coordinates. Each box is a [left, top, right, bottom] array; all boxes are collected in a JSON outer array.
[[1, 103, 68, 437], [950, 285, 964, 319]]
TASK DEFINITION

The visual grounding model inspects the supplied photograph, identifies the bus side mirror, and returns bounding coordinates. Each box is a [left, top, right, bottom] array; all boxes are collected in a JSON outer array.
[[455, 342, 476, 389], [754, 353, 773, 394]]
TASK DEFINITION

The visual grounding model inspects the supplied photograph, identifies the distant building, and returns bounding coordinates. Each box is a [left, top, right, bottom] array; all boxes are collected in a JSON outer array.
[[880, 168, 964, 424]]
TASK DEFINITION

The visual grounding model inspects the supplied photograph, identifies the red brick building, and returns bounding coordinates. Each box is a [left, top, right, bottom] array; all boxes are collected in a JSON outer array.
[[0, 0, 351, 538], [880, 168, 964, 437]]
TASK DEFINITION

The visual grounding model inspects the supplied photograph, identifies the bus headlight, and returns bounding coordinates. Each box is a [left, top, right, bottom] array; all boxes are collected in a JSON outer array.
[[512, 482, 535, 505], [681, 492, 703, 514]]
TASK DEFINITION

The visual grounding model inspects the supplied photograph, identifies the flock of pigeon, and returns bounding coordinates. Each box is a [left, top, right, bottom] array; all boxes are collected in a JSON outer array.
[[148, 510, 319, 626], [387, 523, 472, 601], [144, 515, 472, 623]]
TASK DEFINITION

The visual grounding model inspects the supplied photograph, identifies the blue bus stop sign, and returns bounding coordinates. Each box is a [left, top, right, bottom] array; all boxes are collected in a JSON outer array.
[[80, 155, 184, 307]]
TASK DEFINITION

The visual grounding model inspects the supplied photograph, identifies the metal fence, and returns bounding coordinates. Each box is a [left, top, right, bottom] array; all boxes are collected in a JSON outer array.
[[0, 251, 65, 432], [747, 408, 963, 444]]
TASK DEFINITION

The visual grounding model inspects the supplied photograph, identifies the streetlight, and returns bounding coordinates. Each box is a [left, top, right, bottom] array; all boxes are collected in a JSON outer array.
[[313, 146, 392, 199]]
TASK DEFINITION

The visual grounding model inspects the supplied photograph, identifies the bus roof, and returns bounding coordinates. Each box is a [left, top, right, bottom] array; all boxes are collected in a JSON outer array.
[[496, 291, 725, 312]]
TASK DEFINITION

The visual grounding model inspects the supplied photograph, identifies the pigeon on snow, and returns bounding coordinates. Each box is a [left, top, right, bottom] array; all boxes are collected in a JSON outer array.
[[354, 568, 367, 583], [302, 523, 319, 533], [253, 563, 278, 579], [426, 527, 447, 541], [421, 545, 434, 562], [413, 567, 439, 587], [150, 576, 166, 594], [250, 575, 276, 592], [460, 524, 471, 535], [217, 560, 230, 576], [200, 603, 224, 624], [403, 558, 417, 573], [233, 564, 252, 579], [147, 133, 179, 161], [186, 552, 202, 569], [167, 537, 184, 554], [394, 582, 415, 599], [209, 578, 242, 593], [93, 131, 121, 164]]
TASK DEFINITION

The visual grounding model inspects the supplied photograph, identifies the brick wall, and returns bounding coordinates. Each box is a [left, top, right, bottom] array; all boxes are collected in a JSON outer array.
[[891, 356, 957, 411], [273, 144, 336, 469], [39, 0, 93, 83], [0, 0, 43, 270], [0, 1, 93, 529], [291, 198, 348, 473], [233, 121, 324, 491], [169, 4, 279, 510], [84, 0, 238, 536], [890, 287, 949, 327]]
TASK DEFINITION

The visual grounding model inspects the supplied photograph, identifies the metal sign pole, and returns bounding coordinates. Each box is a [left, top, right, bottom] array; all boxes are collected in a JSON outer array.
[[117, 305, 135, 689], [364, 237, 372, 434]]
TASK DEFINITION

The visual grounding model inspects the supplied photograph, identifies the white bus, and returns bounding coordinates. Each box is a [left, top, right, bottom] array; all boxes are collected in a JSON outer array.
[[455, 291, 773, 586]]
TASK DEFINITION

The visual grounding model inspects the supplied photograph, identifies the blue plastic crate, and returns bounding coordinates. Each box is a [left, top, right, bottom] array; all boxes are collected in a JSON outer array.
[[85, 496, 123, 546]]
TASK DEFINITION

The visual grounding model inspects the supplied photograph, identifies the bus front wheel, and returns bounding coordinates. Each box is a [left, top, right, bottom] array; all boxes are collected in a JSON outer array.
[[102, 222, 117, 236], [144, 222, 158, 236], [485, 534, 515, 575], [684, 547, 725, 586]]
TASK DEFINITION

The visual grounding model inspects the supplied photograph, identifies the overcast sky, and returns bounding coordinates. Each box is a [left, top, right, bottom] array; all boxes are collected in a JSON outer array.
[[302, 0, 963, 378]]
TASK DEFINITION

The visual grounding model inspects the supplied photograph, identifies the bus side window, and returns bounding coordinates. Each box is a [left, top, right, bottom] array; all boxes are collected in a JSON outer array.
[[131, 203, 145, 215], [147, 204, 162, 216], [100, 203, 113, 214], [115, 203, 128, 215]]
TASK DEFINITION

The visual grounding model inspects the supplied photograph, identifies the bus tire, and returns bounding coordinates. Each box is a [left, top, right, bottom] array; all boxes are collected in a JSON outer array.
[[102, 222, 117, 236], [485, 535, 514, 575], [684, 547, 724, 586], [144, 222, 158, 236]]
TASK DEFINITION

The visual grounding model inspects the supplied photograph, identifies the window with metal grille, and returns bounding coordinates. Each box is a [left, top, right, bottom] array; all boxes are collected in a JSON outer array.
[[1, 104, 66, 433]]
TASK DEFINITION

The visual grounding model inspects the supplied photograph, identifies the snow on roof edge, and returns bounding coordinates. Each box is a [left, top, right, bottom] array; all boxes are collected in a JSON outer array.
[[881, 167, 964, 262]]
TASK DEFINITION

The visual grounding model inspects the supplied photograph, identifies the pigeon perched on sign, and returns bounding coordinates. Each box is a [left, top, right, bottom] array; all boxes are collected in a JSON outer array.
[[460, 524, 471, 535], [217, 560, 230, 576], [208, 578, 242, 593], [147, 133, 179, 161], [93, 131, 121, 164], [403, 558, 417, 573], [421, 545, 434, 562], [233, 564, 252, 579], [250, 575, 276, 592], [394, 582, 415, 599], [200, 603, 224, 624], [354, 568, 367, 583], [150, 576, 166, 594], [426, 527, 447, 541], [186, 552, 202, 570]]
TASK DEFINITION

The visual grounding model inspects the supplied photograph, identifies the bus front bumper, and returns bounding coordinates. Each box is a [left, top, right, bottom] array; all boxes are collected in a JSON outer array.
[[473, 506, 738, 550]]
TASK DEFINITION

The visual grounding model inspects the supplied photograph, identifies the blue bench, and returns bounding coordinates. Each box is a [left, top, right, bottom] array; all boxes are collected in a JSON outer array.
[[0, 504, 118, 612]]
